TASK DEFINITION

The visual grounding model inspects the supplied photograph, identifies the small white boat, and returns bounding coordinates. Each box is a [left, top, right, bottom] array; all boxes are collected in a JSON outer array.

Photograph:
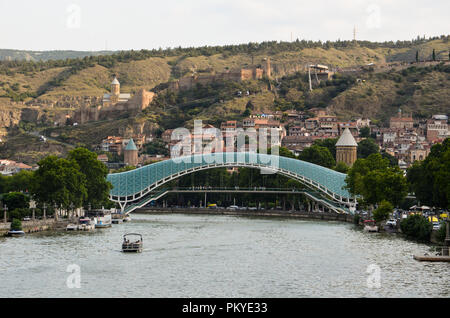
[[363, 220, 379, 232], [123, 216, 131, 222], [66, 224, 78, 231], [92, 212, 112, 229], [78, 218, 95, 231], [7, 230, 25, 237], [122, 233, 143, 253]]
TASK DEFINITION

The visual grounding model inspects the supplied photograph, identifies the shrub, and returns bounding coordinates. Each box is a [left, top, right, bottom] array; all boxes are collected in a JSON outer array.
[[373, 200, 393, 223], [9, 208, 31, 221], [10, 219, 22, 231], [400, 214, 432, 242], [436, 222, 447, 243]]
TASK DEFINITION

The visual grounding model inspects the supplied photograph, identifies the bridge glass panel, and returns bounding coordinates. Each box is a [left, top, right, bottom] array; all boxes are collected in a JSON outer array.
[[107, 153, 351, 201]]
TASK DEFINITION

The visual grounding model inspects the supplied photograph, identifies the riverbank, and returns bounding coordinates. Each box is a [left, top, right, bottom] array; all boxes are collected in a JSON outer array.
[[0, 219, 70, 236], [135, 207, 356, 223]]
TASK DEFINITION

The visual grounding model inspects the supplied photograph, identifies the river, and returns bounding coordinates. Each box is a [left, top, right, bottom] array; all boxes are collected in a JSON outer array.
[[0, 214, 448, 298]]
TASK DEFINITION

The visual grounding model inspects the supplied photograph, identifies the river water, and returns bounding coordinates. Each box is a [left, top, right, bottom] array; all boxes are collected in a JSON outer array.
[[0, 214, 448, 298]]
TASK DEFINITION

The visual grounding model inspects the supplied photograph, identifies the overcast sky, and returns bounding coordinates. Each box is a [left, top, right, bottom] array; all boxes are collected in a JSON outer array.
[[0, 0, 448, 51]]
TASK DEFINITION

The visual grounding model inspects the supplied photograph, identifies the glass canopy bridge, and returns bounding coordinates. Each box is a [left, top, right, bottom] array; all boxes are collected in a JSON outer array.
[[107, 152, 357, 214]]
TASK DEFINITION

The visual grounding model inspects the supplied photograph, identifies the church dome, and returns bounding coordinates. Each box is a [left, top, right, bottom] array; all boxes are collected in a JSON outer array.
[[125, 138, 138, 151], [111, 77, 120, 85]]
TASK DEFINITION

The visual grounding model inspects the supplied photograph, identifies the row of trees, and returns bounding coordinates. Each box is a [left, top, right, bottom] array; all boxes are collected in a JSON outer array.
[[344, 138, 450, 242], [3, 36, 447, 75], [407, 138, 450, 209], [0, 148, 112, 221]]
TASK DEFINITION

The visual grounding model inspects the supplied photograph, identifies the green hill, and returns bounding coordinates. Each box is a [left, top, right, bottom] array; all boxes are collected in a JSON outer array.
[[0, 37, 449, 164]]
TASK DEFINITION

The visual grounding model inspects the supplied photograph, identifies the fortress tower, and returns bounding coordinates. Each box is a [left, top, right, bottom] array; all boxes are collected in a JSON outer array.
[[336, 128, 358, 167], [110, 77, 120, 104], [124, 138, 139, 167], [102, 76, 131, 107]]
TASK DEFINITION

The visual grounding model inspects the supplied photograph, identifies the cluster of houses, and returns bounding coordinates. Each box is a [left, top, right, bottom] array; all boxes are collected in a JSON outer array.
[[373, 110, 449, 169], [160, 108, 368, 158], [96, 107, 448, 172], [0, 159, 33, 176]]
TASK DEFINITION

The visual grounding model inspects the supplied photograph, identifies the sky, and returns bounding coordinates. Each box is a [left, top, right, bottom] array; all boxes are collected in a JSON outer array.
[[0, 0, 448, 51]]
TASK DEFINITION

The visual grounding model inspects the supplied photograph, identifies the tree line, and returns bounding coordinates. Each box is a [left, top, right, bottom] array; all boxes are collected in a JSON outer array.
[[0, 148, 112, 221]]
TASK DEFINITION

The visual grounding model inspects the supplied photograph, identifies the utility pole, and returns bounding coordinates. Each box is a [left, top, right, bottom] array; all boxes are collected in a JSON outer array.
[[3, 204, 7, 223], [444, 219, 450, 256]]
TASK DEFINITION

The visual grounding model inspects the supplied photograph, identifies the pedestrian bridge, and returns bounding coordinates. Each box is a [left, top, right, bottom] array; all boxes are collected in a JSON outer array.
[[107, 152, 356, 213]]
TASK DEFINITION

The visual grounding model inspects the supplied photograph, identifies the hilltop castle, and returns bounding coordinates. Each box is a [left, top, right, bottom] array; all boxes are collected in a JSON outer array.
[[71, 77, 156, 124], [102, 77, 155, 111], [168, 58, 272, 91]]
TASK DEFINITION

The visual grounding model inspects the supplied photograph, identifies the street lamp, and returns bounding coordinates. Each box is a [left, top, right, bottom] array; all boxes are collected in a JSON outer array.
[[53, 203, 59, 221], [2, 204, 7, 223], [43, 203, 47, 220]]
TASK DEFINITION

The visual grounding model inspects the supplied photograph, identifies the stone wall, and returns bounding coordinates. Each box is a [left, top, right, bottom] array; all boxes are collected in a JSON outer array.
[[0, 219, 58, 236]]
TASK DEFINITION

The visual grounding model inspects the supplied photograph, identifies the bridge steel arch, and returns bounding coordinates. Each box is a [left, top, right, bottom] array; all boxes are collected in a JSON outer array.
[[107, 152, 356, 212]]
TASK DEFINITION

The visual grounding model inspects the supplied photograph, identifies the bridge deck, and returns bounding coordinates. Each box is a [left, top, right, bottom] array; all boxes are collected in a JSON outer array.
[[107, 153, 353, 206]]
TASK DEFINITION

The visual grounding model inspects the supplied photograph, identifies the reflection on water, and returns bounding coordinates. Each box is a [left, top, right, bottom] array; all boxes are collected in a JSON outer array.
[[0, 214, 448, 298]]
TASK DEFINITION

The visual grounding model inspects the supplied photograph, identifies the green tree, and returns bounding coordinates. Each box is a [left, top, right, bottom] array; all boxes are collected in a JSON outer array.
[[359, 126, 371, 138], [298, 145, 335, 168], [357, 138, 379, 159], [31, 156, 87, 209], [10, 219, 22, 231], [436, 222, 447, 243], [143, 140, 169, 156], [400, 214, 432, 242], [267, 146, 296, 159], [381, 151, 398, 167], [346, 153, 407, 206], [407, 138, 450, 209], [313, 138, 337, 158], [9, 170, 34, 192], [432, 49, 436, 61], [0, 175, 10, 193], [415, 50, 419, 62], [373, 200, 393, 223], [67, 148, 112, 209], [334, 162, 349, 173], [2, 192, 30, 211]]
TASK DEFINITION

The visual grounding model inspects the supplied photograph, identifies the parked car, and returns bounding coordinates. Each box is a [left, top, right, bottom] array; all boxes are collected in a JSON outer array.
[[386, 219, 397, 227], [227, 205, 239, 211], [433, 223, 441, 231]]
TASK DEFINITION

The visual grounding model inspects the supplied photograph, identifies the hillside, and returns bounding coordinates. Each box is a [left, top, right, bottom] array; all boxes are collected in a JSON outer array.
[[0, 49, 115, 62], [0, 37, 448, 103], [0, 37, 449, 164], [327, 64, 450, 121]]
